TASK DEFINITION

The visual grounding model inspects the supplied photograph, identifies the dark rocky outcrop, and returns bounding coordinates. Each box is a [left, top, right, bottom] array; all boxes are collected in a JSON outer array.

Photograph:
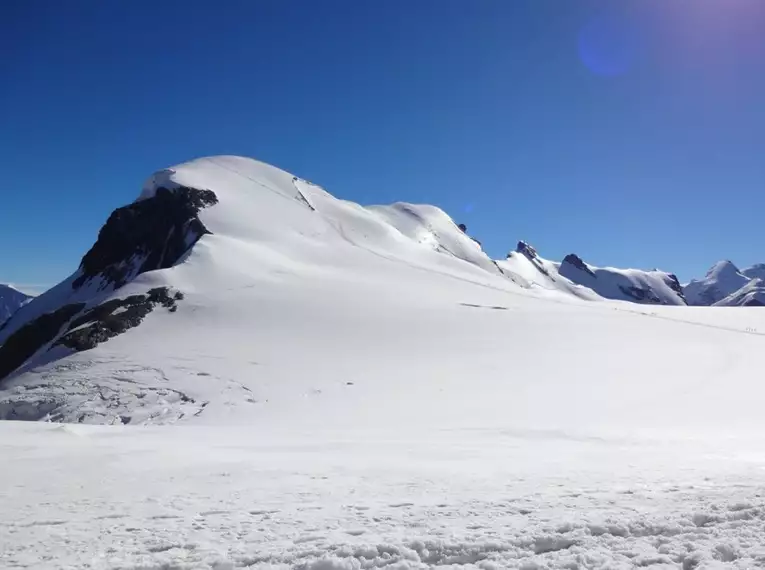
[[0, 288, 182, 384], [562, 254, 596, 278], [0, 303, 85, 383], [73, 186, 218, 291], [457, 223, 482, 247], [618, 285, 661, 304], [56, 287, 179, 352], [516, 241, 538, 259], [664, 274, 686, 302]]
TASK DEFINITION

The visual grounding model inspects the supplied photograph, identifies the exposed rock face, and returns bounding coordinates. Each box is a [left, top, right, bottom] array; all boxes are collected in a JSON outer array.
[[665, 274, 683, 297], [0, 303, 85, 382], [516, 241, 538, 259], [618, 285, 661, 304], [57, 288, 180, 352], [0, 288, 182, 384], [0, 186, 212, 385], [73, 186, 218, 291], [562, 254, 596, 278]]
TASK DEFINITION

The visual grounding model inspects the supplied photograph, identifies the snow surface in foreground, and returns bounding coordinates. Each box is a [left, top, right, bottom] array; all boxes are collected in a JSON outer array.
[[3, 423, 765, 569]]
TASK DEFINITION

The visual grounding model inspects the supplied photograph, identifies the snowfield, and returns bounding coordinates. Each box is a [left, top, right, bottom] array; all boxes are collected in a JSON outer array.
[[2, 156, 765, 569], [4, 423, 765, 569]]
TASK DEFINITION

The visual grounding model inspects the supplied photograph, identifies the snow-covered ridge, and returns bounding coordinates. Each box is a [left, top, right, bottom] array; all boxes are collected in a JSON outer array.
[[0, 155, 534, 421], [498, 241, 686, 306]]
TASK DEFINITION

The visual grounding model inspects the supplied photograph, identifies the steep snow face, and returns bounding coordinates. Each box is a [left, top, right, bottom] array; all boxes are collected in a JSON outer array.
[[0, 284, 31, 323], [684, 261, 752, 306]]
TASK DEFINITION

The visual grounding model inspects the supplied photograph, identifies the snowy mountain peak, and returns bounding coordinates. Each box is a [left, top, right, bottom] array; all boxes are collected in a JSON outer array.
[[515, 240, 538, 259], [684, 260, 751, 306], [561, 253, 596, 278], [705, 260, 741, 280]]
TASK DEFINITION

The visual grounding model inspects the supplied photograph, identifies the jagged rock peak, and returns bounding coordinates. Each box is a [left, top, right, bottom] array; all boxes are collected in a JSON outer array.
[[561, 253, 596, 278], [515, 241, 538, 259]]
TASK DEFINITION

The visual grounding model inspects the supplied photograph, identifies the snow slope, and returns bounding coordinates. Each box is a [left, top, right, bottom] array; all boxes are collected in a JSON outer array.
[[715, 278, 765, 307], [0, 283, 31, 322], [3, 156, 765, 568], [741, 263, 765, 282]]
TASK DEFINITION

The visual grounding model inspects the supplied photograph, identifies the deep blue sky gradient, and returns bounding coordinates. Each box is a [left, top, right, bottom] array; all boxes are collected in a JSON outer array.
[[3, 0, 765, 293]]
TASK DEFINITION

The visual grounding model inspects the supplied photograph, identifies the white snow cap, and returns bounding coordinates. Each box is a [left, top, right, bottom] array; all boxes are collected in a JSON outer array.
[[684, 259, 753, 306]]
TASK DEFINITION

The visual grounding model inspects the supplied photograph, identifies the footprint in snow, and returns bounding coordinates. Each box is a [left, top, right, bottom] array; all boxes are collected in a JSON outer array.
[[345, 529, 366, 536]]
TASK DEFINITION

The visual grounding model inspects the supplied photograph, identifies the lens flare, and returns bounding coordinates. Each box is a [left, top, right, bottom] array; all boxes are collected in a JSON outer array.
[[578, 14, 641, 77]]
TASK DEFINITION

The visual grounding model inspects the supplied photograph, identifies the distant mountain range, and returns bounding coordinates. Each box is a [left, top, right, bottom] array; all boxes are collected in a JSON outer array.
[[683, 261, 765, 307], [0, 285, 32, 323], [499, 242, 688, 306], [499, 246, 763, 308]]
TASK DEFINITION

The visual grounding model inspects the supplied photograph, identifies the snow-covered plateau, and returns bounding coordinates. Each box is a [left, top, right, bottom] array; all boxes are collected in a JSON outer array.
[[2, 156, 765, 569]]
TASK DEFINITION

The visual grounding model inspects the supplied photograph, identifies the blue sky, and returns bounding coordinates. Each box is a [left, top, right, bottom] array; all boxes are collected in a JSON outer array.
[[3, 0, 764, 293]]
